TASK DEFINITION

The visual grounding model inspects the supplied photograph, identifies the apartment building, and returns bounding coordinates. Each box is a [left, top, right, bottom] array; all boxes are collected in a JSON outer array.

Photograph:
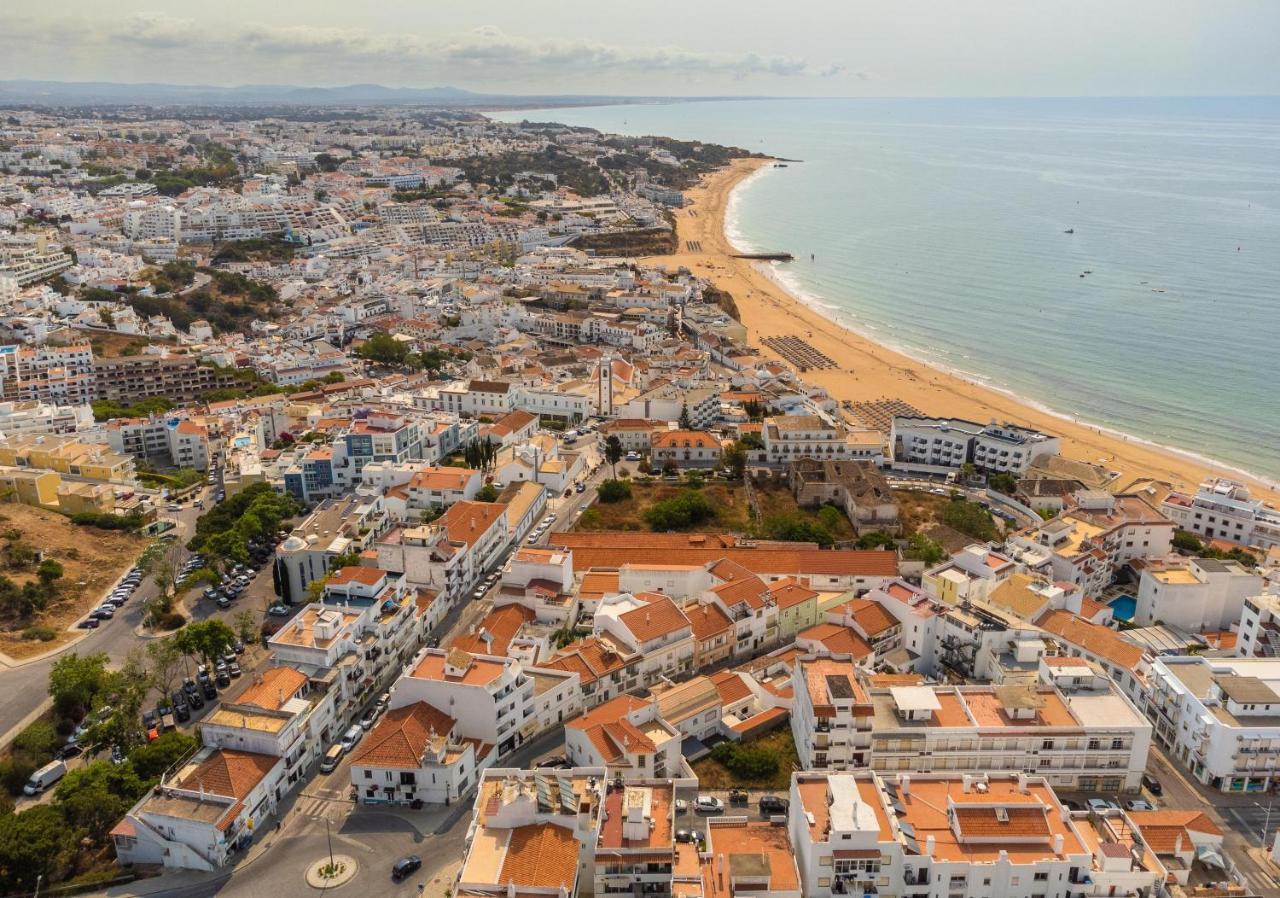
[[1133, 557, 1264, 631], [93, 354, 241, 405], [788, 771, 1162, 898], [1162, 477, 1280, 551], [592, 592, 695, 682], [891, 416, 1061, 474], [1144, 656, 1280, 792], [791, 656, 875, 771], [274, 497, 387, 604], [0, 342, 95, 404], [0, 232, 73, 286], [562, 695, 683, 780], [1236, 594, 1280, 658], [405, 465, 481, 510], [0, 431, 135, 483], [762, 414, 864, 465], [105, 416, 215, 470]]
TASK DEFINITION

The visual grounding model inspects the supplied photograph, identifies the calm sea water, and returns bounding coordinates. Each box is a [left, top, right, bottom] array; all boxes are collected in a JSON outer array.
[[492, 98, 1280, 482]]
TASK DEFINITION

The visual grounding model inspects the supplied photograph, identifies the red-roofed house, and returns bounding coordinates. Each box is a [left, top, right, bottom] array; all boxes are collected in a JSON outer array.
[[563, 695, 683, 780]]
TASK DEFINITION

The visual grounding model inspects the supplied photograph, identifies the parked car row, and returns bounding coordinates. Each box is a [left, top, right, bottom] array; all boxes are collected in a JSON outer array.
[[79, 565, 145, 629], [524, 511, 558, 545]]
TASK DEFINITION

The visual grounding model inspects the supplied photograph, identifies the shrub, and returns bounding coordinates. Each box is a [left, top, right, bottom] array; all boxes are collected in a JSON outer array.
[[597, 480, 632, 503], [1172, 530, 1203, 553], [726, 747, 780, 780], [12, 720, 60, 759], [758, 512, 833, 547], [644, 490, 716, 531], [157, 611, 187, 631], [940, 499, 998, 542], [22, 625, 57, 641], [987, 472, 1018, 494], [0, 757, 36, 796]]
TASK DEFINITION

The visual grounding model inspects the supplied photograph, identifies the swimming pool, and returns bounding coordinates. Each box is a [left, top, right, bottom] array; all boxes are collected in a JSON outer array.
[[1109, 595, 1137, 621]]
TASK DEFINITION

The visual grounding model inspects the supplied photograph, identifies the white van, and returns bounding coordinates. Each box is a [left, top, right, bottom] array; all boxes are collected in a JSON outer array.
[[339, 724, 363, 752], [24, 759, 67, 795]]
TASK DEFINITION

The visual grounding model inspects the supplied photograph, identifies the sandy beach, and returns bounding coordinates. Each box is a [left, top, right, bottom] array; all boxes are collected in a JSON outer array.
[[644, 157, 1280, 508]]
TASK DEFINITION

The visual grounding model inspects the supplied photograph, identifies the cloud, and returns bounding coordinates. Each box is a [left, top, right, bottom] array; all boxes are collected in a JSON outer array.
[[0, 15, 834, 85]]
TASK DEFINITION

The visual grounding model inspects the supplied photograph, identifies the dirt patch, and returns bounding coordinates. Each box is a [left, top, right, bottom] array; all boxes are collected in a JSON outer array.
[[893, 488, 956, 537], [690, 728, 799, 790], [755, 483, 857, 542], [0, 503, 146, 659], [576, 481, 755, 533]]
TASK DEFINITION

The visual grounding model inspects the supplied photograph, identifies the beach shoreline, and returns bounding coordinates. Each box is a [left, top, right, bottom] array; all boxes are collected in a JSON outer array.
[[643, 156, 1280, 507]]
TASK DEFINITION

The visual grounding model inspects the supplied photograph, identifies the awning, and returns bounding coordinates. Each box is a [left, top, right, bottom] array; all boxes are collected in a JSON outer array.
[[1195, 845, 1227, 870]]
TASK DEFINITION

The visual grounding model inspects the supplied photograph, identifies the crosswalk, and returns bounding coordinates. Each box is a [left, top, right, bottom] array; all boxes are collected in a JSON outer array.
[[292, 788, 353, 823], [1240, 868, 1279, 895]]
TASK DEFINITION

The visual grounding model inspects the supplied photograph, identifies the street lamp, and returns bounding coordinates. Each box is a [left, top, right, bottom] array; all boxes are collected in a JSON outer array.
[[33, 875, 42, 898], [1254, 800, 1274, 846]]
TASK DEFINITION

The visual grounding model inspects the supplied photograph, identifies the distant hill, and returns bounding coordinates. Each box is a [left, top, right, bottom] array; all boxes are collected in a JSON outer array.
[[0, 79, 716, 108]]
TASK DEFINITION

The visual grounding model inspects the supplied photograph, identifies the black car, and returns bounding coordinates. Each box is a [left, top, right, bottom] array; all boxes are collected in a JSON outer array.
[[58, 742, 84, 760], [202, 680, 217, 699], [758, 796, 789, 815], [172, 694, 191, 722], [216, 670, 231, 687], [142, 710, 158, 729], [674, 830, 696, 844], [187, 690, 205, 710], [78, 618, 100, 629], [1142, 773, 1163, 796], [232, 639, 245, 654], [391, 856, 422, 881]]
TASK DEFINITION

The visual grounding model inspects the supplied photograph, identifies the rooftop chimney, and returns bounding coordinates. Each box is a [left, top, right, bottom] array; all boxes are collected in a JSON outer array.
[[962, 774, 973, 793], [925, 835, 935, 857], [1053, 833, 1064, 855], [900, 774, 910, 797]]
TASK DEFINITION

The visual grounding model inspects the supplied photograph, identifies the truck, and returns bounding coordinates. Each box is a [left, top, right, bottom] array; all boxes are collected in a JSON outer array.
[[23, 760, 67, 796]]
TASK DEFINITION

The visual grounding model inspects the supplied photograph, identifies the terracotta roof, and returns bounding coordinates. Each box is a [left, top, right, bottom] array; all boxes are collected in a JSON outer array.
[[710, 670, 753, 705], [545, 636, 632, 685], [799, 623, 873, 660], [685, 601, 733, 641], [409, 466, 479, 491], [326, 565, 386, 587], [233, 666, 308, 711], [178, 749, 278, 800], [651, 430, 720, 450], [953, 805, 1050, 839], [498, 823, 581, 889], [450, 604, 535, 656], [843, 598, 899, 637], [768, 577, 818, 610], [1034, 609, 1144, 670], [350, 701, 456, 769], [565, 545, 899, 578], [438, 500, 507, 549], [1127, 810, 1222, 852], [619, 596, 691, 643]]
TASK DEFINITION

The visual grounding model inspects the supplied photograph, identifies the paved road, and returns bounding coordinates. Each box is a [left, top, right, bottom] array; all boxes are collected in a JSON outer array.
[[0, 494, 207, 749]]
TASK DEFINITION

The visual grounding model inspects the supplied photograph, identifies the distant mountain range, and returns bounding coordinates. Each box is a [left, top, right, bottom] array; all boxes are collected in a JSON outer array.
[[0, 79, 701, 107]]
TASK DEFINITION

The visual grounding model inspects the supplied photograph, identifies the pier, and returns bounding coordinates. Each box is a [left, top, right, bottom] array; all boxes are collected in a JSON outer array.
[[732, 251, 794, 262]]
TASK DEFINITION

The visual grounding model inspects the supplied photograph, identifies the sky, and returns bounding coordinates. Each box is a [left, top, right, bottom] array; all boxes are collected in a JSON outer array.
[[3, 0, 1278, 97]]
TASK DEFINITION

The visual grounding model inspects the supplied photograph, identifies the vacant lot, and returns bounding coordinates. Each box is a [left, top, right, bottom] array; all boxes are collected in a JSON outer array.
[[691, 727, 799, 790], [577, 480, 755, 533], [0, 503, 145, 659], [576, 478, 858, 542]]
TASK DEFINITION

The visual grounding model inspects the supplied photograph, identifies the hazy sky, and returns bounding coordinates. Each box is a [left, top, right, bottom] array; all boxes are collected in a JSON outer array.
[[3, 0, 1278, 97]]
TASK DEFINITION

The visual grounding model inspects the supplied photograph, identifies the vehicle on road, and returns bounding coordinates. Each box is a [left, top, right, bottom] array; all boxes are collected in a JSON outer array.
[[675, 799, 688, 814], [172, 694, 191, 723], [535, 755, 568, 769], [319, 744, 345, 774], [268, 604, 292, 617], [575, 482, 586, 493], [78, 618, 99, 629], [675, 830, 696, 843], [694, 796, 724, 814], [217, 596, 232, 609], [58, 742, 83, 760], [758, 796, 789, 815], [360, 711, 377, 731], [728, 788, 747, 805], [391, 856, 422, 881], [340, 724, 363, 752], [1142, 773, 1163, 796], [23, 760, 67, 796]]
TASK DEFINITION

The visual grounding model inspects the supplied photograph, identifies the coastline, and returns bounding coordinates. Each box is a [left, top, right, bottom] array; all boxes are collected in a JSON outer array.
[[644, 156, 1280, 507]]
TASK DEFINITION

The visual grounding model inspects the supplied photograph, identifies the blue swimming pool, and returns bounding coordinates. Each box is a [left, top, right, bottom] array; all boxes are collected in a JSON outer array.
[[1109, 595, 1137, 621]]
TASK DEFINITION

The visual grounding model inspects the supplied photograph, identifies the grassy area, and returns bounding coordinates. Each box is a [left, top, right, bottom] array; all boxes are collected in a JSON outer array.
[[690, 728, 798, 790], [0, 504, 145, 659], [755, 483, 857, 542]]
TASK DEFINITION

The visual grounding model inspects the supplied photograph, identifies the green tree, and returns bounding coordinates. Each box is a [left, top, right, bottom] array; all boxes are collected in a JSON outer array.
[[129, 730, 197, 780], [904, 533, 947, 565], [759, 512, 834, 547], [355, 332, 410, 367], [0, 804, 80, 893], [475, 484, 499, 502], [54, 759, 149, 841], [233, 609, 260, 646], [598, 479, 632, 503], [855, 530, 897, 550], [644, 490, 716, 531], [678, 402, 692, 429], [723, 442, 747, 480], [1172, 530, 1204, 554], [11, 720, 61, 760], [987, 471, 1018, 494], [146, 636, 186, 701], [940, 499, 998, 541], [604, 435, 623, 479], [175, 619, 237, 669], [36, 558, 64, 585], [48, 652, 109, 718]]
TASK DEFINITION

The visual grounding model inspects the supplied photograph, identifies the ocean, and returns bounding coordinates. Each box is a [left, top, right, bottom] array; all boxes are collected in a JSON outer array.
[[491, 98, 1280, 483]]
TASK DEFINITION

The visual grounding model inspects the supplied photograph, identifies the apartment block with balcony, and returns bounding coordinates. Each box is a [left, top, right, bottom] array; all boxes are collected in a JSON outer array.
[[791, 657, 875, 771], [1144, 656, 1280, 792]]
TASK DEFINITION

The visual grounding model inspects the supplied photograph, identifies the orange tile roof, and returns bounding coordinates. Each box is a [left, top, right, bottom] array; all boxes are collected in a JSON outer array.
[[179, 749, 278, 800], [843, 598, 899, 637], [685, 601, 733, 641], [768, 576, 818, 610], [450, 604, 535, 656], [565, 545, 899, 578], [710, 670, 753, 705], [1127, 810, 1222, 853], [438, 500, 507, 549], [350, 701, 456, 769], [233, 666, 308, 711], [326, 565, 386, 587], [953, 805, 1051, 838], [1035, 609, 1145, 670], [410, 466, 479, 490], [411, 650, 508, 686], [799, 623, 873, 660], [545, 636, 633, 685], [619, 596, 691, 643], [498, 823, 581, 889], [579, 569, 620, 598], [652, 430, 719, 450]]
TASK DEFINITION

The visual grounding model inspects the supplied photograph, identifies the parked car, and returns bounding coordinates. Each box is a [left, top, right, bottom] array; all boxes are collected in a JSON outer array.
[[268, 604, 292, 617], [217, 596, 232, 609], [375, 692, 390, 712], [728, 788, 748, 805], [228, 662, 242, 678], [172, 694, 191, 723], [758, 796, 789, 815], [1124, 799, 1155, 812], [694, 796, 724, 814], [58, 742, 83, 760], [232, 639, 245, 654], [201, 680, 217, 700], [360, 712, 377, 731], [1087, 798, 1119, 813], [575, 482, 586, 493], [215, 670, 231, 687], [78, 618, 99, 629], [535, 755, 568, 769], [1142, 773, 1163, 796], [391, 856, 422, 882], [319, 744, 344, 774], [674, 799, 688, 815], [674, 830, 696, 844]]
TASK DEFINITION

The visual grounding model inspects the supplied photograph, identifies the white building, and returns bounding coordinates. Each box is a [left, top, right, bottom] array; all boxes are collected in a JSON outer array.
[[891, 416, 1060, 474], [1133, 557, 1264, 631], [1162, 477, 1280, 551]]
